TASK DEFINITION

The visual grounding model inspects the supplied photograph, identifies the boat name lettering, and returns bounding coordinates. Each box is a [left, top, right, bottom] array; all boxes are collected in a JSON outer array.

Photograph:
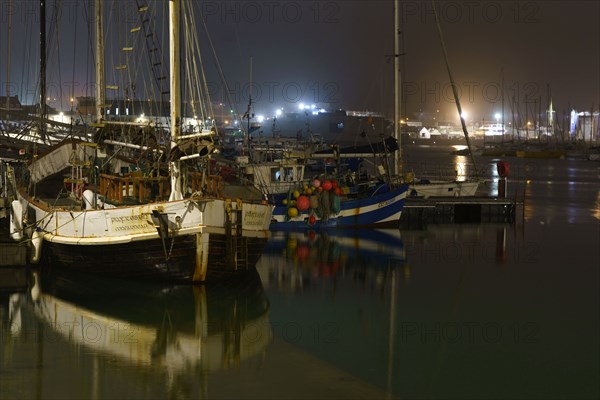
[[110, 215, 147, 224], [378, 199, 393, 208], [244, 210, 266, 224], [114, 224, 150, 232]]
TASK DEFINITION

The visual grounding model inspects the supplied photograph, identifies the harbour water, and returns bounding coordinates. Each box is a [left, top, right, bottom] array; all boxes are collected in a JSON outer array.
[[1, 145, 598, 399]]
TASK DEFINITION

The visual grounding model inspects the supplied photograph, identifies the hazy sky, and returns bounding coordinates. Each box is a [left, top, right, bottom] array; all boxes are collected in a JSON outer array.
[[1, 0, 598, 123]]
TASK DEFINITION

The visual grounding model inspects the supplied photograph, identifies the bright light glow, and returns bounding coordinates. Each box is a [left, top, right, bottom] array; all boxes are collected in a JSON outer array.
[[59, 112, 64, 116], [298, 102, 305, 110], [494, 113, 501, 120], [257, 115, 265, 123], [275, 109, 282, 117], [311, 104, 316, 110], [140, 113, 145, 118], [460, 111, 467, 119]]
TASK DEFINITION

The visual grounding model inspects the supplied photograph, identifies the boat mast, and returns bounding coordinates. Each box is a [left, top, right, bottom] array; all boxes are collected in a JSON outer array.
[[95, 0, 105, 123], [501, 67, 505, 146], [393, 0, 400, 176], [5, 0, 12, 114], [431, 0, 478, 177], [169, 0, 183, 201], [39, 0, 47, 143]]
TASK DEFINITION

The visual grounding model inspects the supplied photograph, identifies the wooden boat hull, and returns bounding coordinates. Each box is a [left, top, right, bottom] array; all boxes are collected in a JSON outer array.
[[269, 184, 408, 230], [42, 234, 269, 282], [14, 186, 272, 282]]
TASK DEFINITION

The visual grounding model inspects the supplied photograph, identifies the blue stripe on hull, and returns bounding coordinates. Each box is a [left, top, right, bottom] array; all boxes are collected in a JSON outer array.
[[270, 185, 408, 230]]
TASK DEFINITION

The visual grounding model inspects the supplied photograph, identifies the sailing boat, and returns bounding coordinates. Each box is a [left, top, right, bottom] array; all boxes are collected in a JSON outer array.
[[8, 1, 272, 282], [397, 0, 482, 198]]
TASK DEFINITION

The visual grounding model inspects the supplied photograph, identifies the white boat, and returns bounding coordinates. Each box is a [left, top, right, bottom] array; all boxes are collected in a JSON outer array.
[[408, 178, 481, 198], [8, 1, 272, 282]]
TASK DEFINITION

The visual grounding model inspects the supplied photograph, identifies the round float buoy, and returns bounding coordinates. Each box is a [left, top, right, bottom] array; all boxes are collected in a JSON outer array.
[[322, 180, 332, 191], [287, 207, 299, 218], [312, 179, 321, 188], [296, 195, 310, 211], [308, 214, 317, 226]]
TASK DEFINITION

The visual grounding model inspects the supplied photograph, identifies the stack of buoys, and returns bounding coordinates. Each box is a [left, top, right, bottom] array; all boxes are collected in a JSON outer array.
[[283, 177, 348, 222]]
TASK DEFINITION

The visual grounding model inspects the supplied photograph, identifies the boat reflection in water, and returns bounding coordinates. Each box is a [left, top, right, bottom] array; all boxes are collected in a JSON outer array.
[[16, 268, 270, 377], [257, 229, 407, 291]]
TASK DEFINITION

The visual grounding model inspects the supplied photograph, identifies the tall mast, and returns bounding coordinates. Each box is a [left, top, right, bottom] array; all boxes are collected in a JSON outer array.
[[393, 0, 400, 176], [501, 67, 505, 145], [5, 0, 12, 113], [431, 0, 478, 176], [39, 0, 47, 142], [170, 0, 181, 141], [169, 0, 183, 201], [247, 56, 253, 137], [95, 0, 105, 122]]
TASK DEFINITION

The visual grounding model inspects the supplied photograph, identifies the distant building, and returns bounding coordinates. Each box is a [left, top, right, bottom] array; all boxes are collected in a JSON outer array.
[[76, 96, 96, 115], [570, 110, 600, 142], [0, 95, 23, 111]]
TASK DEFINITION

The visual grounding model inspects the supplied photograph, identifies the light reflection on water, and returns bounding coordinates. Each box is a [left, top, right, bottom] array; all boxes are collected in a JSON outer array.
[[1, 146, 598, 399]]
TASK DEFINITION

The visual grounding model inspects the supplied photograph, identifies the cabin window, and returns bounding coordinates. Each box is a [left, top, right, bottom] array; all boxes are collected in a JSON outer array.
[[271, 168, 281, 182], [284, 167, 294, 181]]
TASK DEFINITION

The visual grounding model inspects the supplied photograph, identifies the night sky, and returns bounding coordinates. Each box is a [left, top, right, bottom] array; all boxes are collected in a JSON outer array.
[[1, 0, 598, 123]]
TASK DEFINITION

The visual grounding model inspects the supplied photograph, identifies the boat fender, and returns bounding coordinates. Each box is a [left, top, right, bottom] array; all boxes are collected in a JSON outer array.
[[83, 189, 96, 210], [10, 200, 23, 241], [24, 206, 36, 239], [30, 229, 43, 264], [497, 160, 509, 178]]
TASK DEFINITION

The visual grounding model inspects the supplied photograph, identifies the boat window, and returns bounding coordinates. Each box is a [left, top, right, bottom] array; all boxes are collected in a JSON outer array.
[[284, 167, 294, 181], [271, 168, 281, 182]]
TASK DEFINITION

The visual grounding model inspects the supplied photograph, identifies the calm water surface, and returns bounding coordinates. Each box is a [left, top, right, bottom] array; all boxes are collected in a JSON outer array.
[[1, 146, 598, 399]]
